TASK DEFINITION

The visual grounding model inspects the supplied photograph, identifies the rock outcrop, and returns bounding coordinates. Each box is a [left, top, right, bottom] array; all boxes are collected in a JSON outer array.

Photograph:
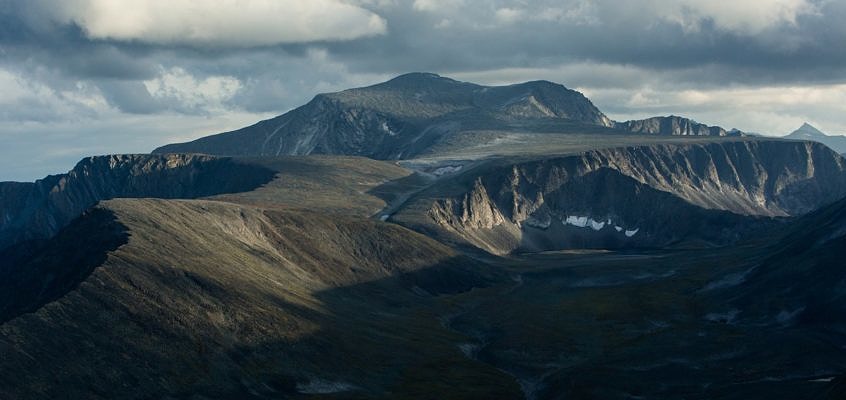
[[615, 115, 739, 137], [404, 140, 846, 254]]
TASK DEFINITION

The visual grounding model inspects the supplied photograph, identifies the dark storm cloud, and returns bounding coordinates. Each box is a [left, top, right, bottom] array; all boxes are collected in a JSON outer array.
[[321, 0, 846, 87], [2, 0, 844, 96], [1, 0, 845, 181]]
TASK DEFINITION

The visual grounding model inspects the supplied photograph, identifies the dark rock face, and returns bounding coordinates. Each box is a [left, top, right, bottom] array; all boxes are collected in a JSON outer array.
[[153, 73, 614, 159], [615, 115, 739, 136], [419, 140, 846, 254], [785, 122, 846, 154], [0, 208, 128, 323], [0, 154, 276, 252]]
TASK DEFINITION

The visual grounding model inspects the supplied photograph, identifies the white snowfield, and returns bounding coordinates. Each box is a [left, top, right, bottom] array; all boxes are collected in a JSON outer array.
[[563, 215, 640, 237]]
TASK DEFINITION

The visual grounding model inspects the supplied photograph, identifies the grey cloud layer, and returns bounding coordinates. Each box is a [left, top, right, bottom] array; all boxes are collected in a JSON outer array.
[[1, 0, 845, 181]]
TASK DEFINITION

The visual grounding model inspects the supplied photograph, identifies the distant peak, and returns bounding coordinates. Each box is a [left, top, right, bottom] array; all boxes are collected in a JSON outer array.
[[789, 122, 826, 138]]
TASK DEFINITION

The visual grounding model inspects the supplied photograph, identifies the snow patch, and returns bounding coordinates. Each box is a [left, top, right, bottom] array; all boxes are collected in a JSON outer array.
[[589, 219, 605, 231], [564, 216, 589, 228], [563, 215, 641, 237]]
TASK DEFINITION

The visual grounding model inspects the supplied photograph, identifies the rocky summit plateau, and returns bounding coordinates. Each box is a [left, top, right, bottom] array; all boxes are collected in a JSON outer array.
[[3, 74, 846, 400]]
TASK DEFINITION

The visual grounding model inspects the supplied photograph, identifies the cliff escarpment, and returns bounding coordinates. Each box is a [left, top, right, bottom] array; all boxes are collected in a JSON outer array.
[[400, 140, 846, 254], [0, 154, 276, 252]]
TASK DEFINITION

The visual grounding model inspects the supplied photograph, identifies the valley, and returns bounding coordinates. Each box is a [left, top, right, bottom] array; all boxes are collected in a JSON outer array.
[[2, 74, 846, 399]]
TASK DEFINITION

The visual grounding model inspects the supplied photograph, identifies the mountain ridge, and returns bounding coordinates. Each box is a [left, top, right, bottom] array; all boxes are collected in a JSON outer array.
[[615, 115, 740, 137], [0, 154, 277, 252], [152, 73, 739, 159], [392, 140, 846, 254]]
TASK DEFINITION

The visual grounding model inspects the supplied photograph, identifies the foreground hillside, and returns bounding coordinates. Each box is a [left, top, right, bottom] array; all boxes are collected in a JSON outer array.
[[0, 198, 514, 399], [2, 181, 845, 399]]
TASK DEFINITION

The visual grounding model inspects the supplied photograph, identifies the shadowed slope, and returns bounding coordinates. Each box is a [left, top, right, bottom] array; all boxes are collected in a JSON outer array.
[[0, 198, 512, 399], [0, 208, 128, 323], [711, 196, 846, 327]]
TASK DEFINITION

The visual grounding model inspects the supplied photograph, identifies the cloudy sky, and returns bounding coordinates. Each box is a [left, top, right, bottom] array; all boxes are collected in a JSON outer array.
[[1, 0, 845, 181]]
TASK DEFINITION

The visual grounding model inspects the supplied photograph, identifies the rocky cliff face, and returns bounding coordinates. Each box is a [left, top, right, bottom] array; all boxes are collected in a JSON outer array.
[[0, 154, 276, 252], [153, 73, 614, 159], [615, 116, 739, 136], [412, 140, 846, 254]]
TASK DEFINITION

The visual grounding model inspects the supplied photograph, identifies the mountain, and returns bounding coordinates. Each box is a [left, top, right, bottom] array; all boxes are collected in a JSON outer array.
[[153, 73, 615, 159], [785, 123, 846, 154], [615, 115, 740, 137], [6, 75, 846, 399], [392, 140, 846, 254], [153, 73, 739, 159]]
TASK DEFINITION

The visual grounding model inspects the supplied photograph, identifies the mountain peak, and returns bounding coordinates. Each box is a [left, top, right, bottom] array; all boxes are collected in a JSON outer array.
[[788, 122, 827, 138], [782, 122, 846, 153], [380, 72, 466, 88]]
